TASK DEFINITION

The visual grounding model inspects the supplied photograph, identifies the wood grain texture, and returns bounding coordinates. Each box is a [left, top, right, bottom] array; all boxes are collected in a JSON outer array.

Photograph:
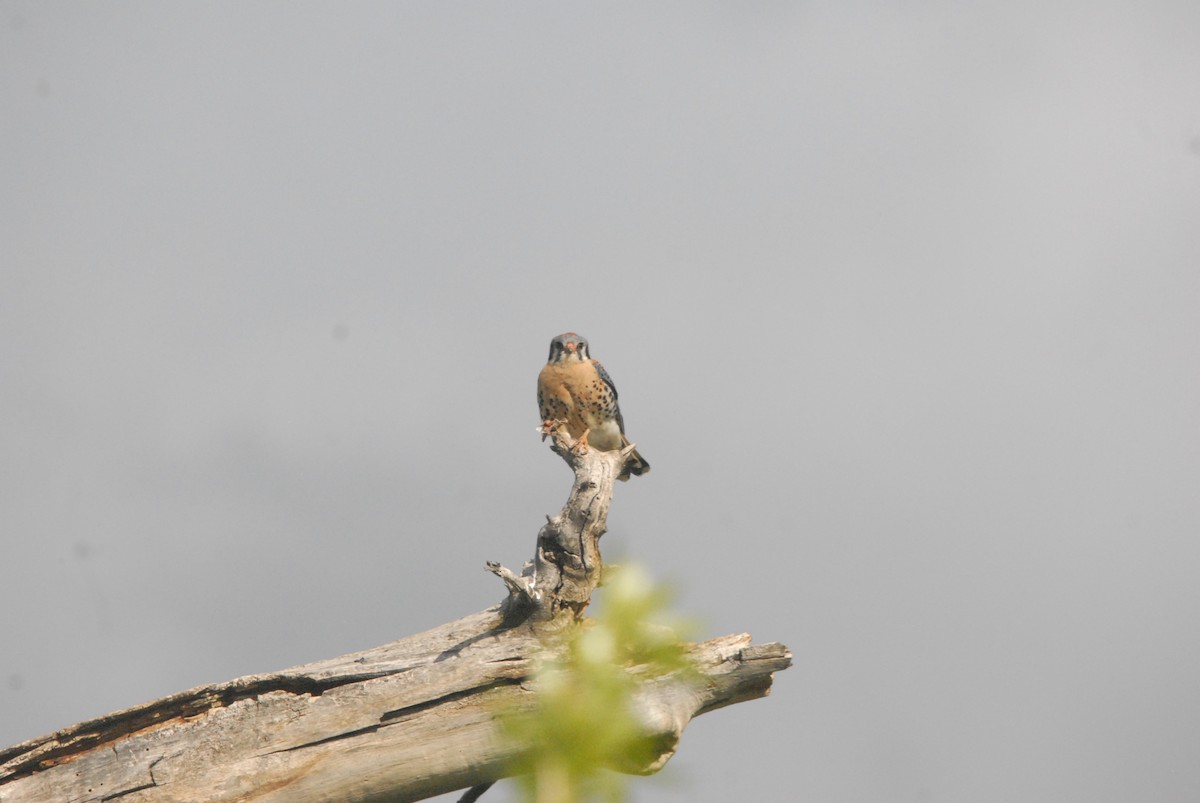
[[0, 429, 791, 802]]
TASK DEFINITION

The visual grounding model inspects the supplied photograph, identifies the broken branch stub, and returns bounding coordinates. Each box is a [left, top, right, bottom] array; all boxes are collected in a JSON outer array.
[[489, 424, 629, 625]]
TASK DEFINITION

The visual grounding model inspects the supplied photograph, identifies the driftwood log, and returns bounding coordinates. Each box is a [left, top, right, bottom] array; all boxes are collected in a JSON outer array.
[[0, 427, 791, 802]]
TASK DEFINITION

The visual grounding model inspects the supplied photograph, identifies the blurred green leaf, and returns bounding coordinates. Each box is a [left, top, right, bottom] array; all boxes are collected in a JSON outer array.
[[500, 564, 698, 803]]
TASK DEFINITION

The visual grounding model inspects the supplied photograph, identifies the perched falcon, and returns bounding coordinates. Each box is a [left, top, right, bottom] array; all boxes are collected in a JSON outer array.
[[537, 332, 650, 481]]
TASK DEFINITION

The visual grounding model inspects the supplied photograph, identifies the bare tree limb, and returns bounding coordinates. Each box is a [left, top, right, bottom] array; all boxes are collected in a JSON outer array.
[[0, 428, 791, 802]]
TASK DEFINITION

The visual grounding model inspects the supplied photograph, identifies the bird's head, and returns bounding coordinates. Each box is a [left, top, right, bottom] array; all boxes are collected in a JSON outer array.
[[547, 332, 590, 363]]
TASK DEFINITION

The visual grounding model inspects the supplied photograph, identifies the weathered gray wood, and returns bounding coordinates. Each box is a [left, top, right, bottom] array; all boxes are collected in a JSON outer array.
[[486, 423, 631, 624], [0, 429, 792, 802], [0, 607, 538, 803], [0, 617, 789, 802]]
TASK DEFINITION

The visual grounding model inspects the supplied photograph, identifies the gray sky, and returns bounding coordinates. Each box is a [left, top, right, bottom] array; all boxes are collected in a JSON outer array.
[[3, 3, 1199, 801]]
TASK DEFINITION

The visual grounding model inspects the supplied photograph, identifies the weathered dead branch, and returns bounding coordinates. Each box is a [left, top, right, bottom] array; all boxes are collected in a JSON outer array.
[[0, 428, 791, 802]]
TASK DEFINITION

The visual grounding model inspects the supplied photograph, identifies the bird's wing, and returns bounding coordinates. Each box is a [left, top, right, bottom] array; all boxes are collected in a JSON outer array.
[[592, 359, 627, 436], [591, 360, 618, 401]]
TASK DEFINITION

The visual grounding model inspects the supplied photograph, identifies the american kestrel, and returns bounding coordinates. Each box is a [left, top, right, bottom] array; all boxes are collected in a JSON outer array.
[[537, 332, 650, 481]]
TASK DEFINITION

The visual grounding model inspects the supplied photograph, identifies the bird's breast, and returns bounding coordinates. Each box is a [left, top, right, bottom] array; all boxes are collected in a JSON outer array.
[[537, 361, 621, 447]]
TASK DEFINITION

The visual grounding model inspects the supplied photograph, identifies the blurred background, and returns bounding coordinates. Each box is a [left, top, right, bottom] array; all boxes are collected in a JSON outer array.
[[3, 3, 1199, 801]]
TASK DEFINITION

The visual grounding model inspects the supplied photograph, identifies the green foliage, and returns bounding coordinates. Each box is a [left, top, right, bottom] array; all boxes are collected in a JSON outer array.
[[502, 565, 696, 803]]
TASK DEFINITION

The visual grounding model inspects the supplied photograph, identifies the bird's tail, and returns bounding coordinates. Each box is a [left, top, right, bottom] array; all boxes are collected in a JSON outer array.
[[618, 447, 650, 481]]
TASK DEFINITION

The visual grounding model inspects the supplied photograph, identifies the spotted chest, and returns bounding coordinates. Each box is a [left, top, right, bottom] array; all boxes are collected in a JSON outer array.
[[536, 359, 625, 451]]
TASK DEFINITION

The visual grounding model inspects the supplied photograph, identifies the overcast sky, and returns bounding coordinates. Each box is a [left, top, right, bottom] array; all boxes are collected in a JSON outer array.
[[3, 3, 1199, 801]]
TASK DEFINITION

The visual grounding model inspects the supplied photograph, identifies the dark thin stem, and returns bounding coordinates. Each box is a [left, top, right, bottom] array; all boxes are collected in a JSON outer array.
[[457, 781, 495, 803]]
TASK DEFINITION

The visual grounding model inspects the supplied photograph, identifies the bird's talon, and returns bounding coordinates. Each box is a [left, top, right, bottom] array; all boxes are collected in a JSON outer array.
[[540, 419, 560, 441]]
